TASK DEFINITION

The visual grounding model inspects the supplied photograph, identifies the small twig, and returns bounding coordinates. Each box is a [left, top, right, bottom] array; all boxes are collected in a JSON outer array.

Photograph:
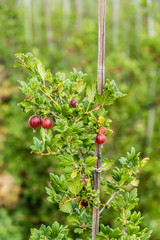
[[39, 106, 61, 119], [18, 57, 26, 66], [56, 91, 64, 105], [45, 93, 59, 106], [99, 191, 118, 215], [86, 105, 102, 114], [75, 117, 83, 123], [62, 198, 77, 204], [39, 151, 56, 156], [50, 112, 61, 119], [41, 84, 50, 89], [121, 207, 127, 234]]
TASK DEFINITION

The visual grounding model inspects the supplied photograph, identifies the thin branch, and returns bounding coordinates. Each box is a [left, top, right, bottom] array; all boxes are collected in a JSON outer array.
[[86, 105, 102, 114], [39, 106, 61, 119], [18, 57, 26, 66], [38, 151, 56, 156], [121, 207, 127, 234], [45, 93, 59, 106], [56, 91, 64, 105], [49, 112, 61, 119], [99, 190, 118, 215]]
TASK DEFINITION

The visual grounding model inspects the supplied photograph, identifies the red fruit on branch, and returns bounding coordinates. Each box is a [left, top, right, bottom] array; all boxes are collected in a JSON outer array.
[[29, 115, 42, 133], [70, 99, 77, 107], [42, 118, 53, 132], [95, 134, 106, 144], [99, 127, 107, 135]]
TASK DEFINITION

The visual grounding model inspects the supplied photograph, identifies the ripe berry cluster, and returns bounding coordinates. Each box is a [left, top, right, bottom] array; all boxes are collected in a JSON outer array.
[[28, 99, 107, 145], [28, 99, 77, 132], [29, 115, 53, 133]]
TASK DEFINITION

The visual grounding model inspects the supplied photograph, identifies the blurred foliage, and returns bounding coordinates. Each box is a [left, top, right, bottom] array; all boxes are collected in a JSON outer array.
[[0, 0, 160, 239]]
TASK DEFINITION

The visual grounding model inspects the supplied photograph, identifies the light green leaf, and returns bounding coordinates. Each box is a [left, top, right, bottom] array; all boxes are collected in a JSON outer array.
[[86, 84, 96, 102], [60, 201, 72, 213], [37, 60, 45, 80], [68, 175, 83, 195]]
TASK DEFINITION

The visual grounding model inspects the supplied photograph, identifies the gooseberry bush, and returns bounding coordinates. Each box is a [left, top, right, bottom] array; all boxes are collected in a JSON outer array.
[[15, 53, 152, 240]]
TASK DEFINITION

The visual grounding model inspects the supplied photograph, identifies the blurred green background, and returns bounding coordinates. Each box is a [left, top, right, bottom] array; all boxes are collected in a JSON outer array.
[[0, 0, 160, 239]]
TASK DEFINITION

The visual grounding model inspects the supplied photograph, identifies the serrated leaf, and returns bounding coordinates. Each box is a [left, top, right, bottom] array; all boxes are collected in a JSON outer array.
[[74, 228, 84, 234], [37, 60, 45, 80], [60, 201, 72, 213], [109, 80, 126, 98], [57, 154, 74, 167], [86, 84, 96, 102], [18, 81, 30, 95], [142, 230, 152, 240], [68, 175, 83, 195], [101, 159, 114, 171], [50, 174, 67, 193], [85, 156, 97, 166]]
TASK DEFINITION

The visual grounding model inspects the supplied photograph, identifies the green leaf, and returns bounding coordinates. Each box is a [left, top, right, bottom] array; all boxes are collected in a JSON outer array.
[[60, 201, 72, 213], [37, 60, 45, 80], [86, 84, 96, 102], [29, 77, 41, 91], [101, 159, 114, 171], [19, 100, 35, 112], [95, 90, 115, 106], [130, 178, 139, 187], [54, 119, 68, 132], [130, 212, 143, 226], [46, 187, 61, 203], [50, 174, 67, 193], [30, 222, 69, 240], [85, 156, 97, 166], [142, 231, 152, 240], [68, 175, 83, 195], [18, 81, 30, 95], [27, 57, 37, 69], [45, 69, 53, 82], [109, 80, 126, 98], [57, 154, 74, 167], [74, 228, 84, 234]]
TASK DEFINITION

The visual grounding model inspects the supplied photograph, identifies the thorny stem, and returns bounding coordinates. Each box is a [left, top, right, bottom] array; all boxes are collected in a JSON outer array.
[[45, 93, 59, 106], [86, 105, 102, 114], [76, 220, 92, 230], [39, 151, 56, 156], [62, 198, 77, 204], [39, 106, 61, 119], [121, 207, 127, 234], [18, 57, 26, 66]]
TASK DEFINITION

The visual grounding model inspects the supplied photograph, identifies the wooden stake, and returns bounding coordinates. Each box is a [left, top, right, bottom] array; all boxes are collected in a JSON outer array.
[[92, 1, 106, 239], [146, 0, 156, 150]]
